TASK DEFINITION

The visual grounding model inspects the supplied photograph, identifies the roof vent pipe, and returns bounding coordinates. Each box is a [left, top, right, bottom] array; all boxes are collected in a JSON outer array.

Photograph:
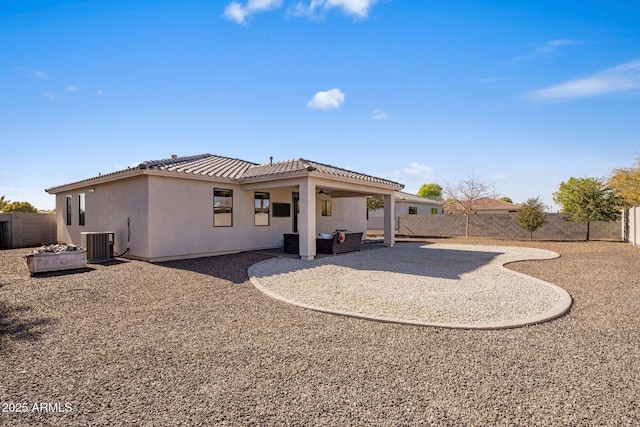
[[171, 154, 177, 159], [270, 156, 273, 165]]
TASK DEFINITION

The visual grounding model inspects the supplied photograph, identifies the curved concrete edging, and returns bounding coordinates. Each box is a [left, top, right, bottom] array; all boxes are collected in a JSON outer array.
[[248, 243, 573, 330]]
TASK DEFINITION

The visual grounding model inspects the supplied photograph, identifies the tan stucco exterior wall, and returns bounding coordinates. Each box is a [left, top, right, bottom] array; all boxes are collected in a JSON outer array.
[[145, 176, 368, 261], [55, 175, 150, 258], [316, 196, 367, 236], [146, 176, 304, 260], [53, 173, 378, 261]]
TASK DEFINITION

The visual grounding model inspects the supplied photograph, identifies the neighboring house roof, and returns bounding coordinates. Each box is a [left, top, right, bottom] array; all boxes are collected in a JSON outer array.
[[46, 154, 403, 193], [445, 197, 521, 213], [394, 191, 443, 205], [470, 197, 521, 211]]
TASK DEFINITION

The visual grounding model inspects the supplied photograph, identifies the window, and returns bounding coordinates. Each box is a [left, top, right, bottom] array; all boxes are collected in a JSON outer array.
[[431, 208, 439, 215], [66, 195, 72, 225], [321, 200, 332, 216], [78, 193, 86, 226], [408, 206, 418, 214], [254, 192, 270, 226], [213, 188, 233, 227]]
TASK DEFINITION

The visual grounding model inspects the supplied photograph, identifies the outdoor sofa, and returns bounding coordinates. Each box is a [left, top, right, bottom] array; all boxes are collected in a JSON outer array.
[[283, 232, 363, 255]]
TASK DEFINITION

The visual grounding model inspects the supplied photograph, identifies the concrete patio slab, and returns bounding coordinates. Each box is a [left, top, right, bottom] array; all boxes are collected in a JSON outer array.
[[248, 242, 572, 329]]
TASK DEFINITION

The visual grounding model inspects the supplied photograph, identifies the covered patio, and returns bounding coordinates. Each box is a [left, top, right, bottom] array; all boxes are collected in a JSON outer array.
[[240, 159, 403, 260]]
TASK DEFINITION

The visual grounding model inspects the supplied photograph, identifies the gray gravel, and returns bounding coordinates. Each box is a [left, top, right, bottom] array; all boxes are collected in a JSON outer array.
[[1, 237, 639, 426], [249, 242, 569, 328]]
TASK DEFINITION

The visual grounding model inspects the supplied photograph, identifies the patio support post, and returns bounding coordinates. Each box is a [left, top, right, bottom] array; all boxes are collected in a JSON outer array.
[[299, 179, 317, 260], [383, 193, 395, 247]]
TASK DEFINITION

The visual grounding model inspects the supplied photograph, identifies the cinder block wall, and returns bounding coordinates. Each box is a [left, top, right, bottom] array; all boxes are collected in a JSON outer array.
[[396, 214, 466, 237], [393, 213, 621, 241], [0, 213, 57, 248]]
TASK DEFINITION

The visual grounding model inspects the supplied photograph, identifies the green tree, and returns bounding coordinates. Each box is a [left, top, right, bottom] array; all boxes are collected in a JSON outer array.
[[500, 196, 513, 203], [553, 177, 621, 240], [516, 197, 547, 240], [417, 183, 442, 200], [0, 195, 8, 212], [367, 195, 384, 212], [608, 160, 640, 207], [2, 201, 38, 213]]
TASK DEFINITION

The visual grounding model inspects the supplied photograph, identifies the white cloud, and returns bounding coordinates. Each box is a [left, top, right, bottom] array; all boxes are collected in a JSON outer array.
[[513, 39, 582, 62], [96, 89, 104, 95], [528, 58, 640, 102], [42, 91, 55, 100], [291, 0, 379, 19], [307, 88, 345, 110], [383, 162, 435, 193], [223, 0, 282, 25], [371, 108, 388, 120], [400, 162, 433, 178], [66, 85, 78, 92], [29, 70, 48, 79]]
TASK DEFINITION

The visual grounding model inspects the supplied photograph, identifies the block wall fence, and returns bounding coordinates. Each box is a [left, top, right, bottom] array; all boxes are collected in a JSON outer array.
[[0, 213, 57, 249], [368, 212, 622, 241]]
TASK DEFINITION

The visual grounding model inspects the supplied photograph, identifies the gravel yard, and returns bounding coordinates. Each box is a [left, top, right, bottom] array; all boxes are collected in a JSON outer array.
[[250, 243, 570, 329], [1, 238, 639, 426]]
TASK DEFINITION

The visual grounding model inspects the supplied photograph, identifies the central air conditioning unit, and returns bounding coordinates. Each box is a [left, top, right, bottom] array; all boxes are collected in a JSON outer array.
[[81, 232, 115, 263]]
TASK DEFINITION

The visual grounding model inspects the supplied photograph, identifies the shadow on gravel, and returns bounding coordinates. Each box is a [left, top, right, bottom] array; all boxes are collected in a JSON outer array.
[[252, 243, 504, 280], [159, 252, 273, 284], [31, 267, 96, 278], [28, 258, 130, 278], [0, 302, 53, 354], [99, 258, 130, 267]]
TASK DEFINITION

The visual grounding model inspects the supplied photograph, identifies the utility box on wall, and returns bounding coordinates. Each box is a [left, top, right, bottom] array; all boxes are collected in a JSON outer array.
[[81, 232, 114, 263]]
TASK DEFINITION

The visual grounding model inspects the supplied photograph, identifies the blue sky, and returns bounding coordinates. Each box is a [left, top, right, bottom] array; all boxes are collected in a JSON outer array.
[[2, 0, 639, 211]]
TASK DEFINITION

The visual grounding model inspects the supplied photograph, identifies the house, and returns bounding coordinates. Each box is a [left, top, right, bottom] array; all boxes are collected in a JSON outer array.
[[395, 191, 443, 215], [45, 154, 403, 261], [367, 191, 442, 231], [445, 197, 521, 214]]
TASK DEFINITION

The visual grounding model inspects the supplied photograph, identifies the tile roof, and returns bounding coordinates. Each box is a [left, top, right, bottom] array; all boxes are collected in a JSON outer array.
[[243, 158, 402, 187], [47, 154, 403, 192], [241, 158, 312, 178], [140, 154, 257, 179]]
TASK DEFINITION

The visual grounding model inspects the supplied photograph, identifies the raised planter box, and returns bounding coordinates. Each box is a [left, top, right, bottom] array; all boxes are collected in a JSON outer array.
[[26, 249, 88, 274]]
